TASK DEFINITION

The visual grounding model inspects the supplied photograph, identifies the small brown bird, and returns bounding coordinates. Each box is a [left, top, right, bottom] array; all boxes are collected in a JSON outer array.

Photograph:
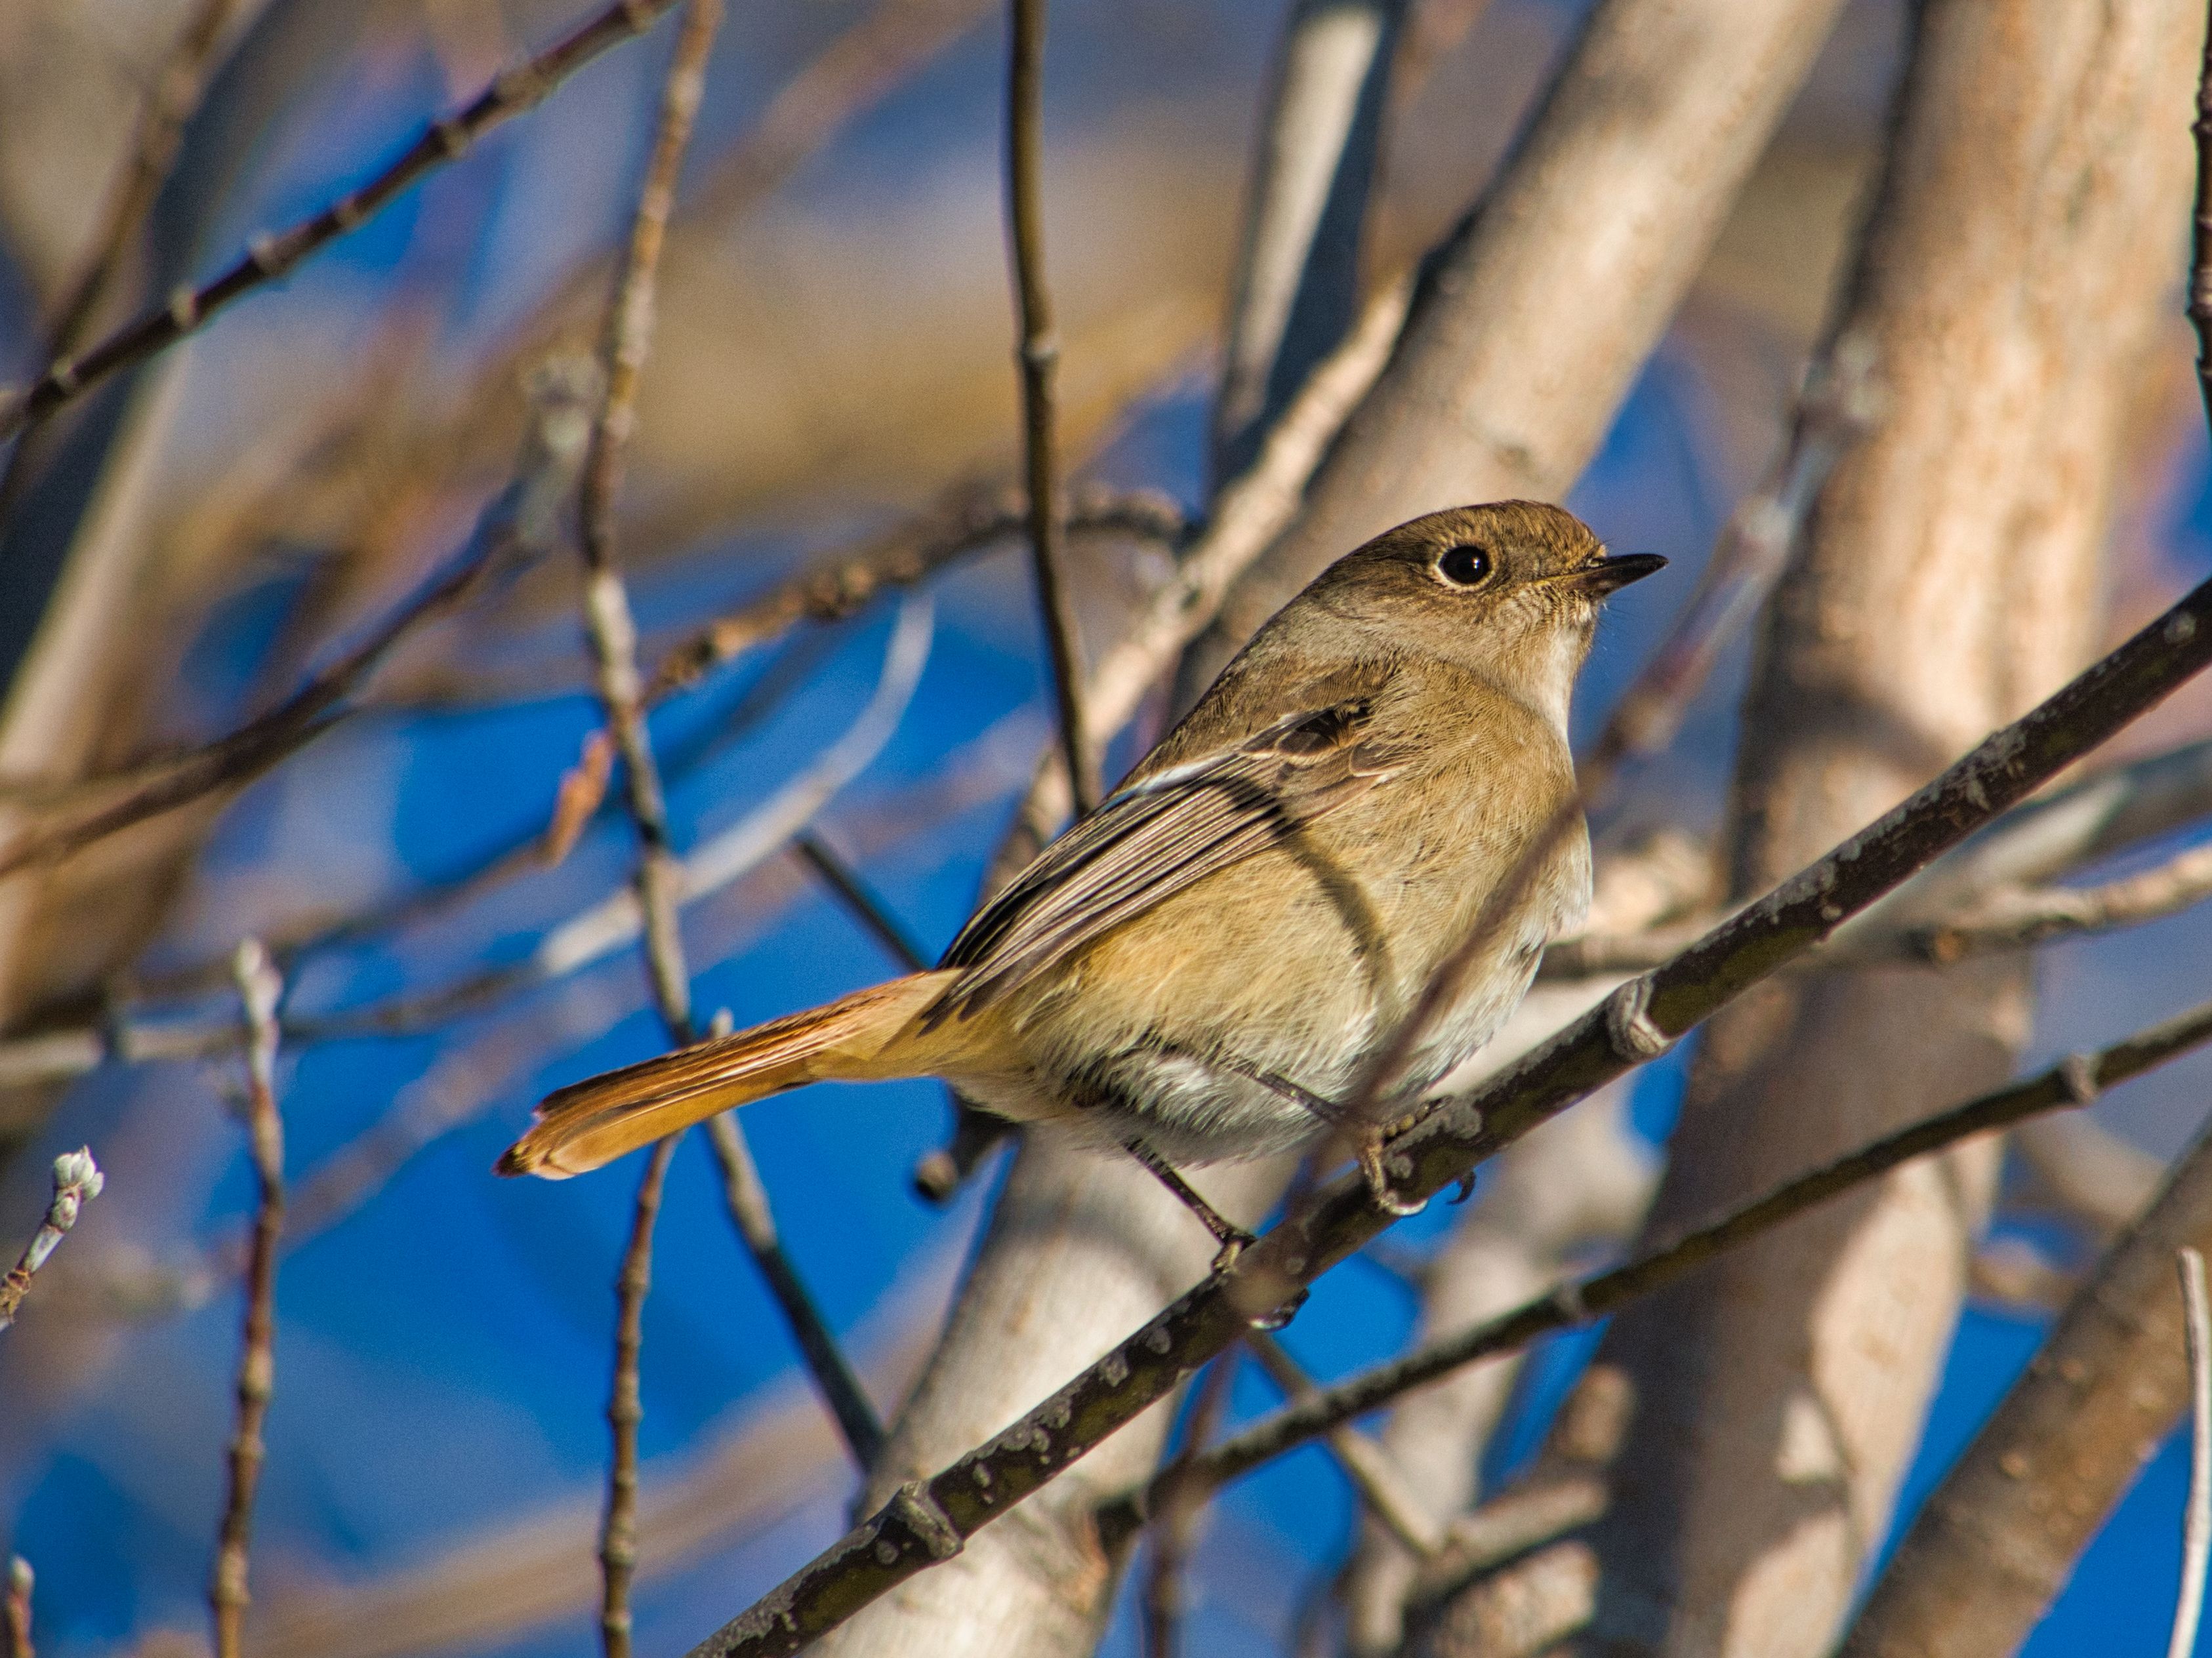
[[499, 502, 1660, 1257]]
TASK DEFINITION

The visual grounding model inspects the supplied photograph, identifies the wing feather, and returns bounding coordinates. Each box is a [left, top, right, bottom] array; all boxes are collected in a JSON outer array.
[[930, 694, 1404, 1021]]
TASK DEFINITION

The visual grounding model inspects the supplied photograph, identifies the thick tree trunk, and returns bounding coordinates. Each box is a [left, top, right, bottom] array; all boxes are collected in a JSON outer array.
[[1416, 4, 2200, 1654]]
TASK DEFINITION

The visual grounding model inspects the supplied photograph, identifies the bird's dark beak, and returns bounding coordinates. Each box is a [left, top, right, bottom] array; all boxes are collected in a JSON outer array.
[[1568, 552, 1668, 595]]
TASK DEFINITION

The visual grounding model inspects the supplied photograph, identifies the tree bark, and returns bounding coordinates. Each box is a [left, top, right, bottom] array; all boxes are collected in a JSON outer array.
[[1177, 0, 1854, 702], [810, 1144, 1282, 1657], [1837, 1110, 2212, 1658], [1416, 4, 2200, 1653]]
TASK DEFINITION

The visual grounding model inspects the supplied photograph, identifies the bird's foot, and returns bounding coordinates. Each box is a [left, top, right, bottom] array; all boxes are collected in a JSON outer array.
[[1359, 1131, 1427, 1218]]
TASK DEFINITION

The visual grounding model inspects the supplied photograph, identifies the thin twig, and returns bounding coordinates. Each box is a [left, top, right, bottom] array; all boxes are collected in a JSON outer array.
[[643, 483, 1179, 705], [575, 0, 880, 1509], [1246, 1333, 1443, 1556], [795, 834, 931, 971], [45, 0, 247, 359], [211, 940, 285, 1658], [680, 548, 2212, 1658], [2175, 1245, 2212, 1658], [1004, 0, 1096, 813], [0, 1151, 104, 1331], [1903, 841, 2212, 963], [1117, 993, 2212, 1533], [0, 0, 687, 442], [601, 1136, 678, 1658], [699, 1115, 886, 1465], [580, 0, 725, 1045], [0, 363, 598, 879], [1583, 331, 1883, 775], [1142, 1352, 1241, 1658], [1, 1558, 28, 1658], [576, 9, 725, 1646]]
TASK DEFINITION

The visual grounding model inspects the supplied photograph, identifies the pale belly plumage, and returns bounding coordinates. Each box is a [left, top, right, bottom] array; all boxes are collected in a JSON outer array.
[[947, 813, 1589, 1166]]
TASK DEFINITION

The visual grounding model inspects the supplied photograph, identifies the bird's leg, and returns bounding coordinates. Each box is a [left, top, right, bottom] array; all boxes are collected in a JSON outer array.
[[1122, 1138, 1257, 1272], [1218, 1059, 1428, 1219], [1355, 1131, 1427, 1218]]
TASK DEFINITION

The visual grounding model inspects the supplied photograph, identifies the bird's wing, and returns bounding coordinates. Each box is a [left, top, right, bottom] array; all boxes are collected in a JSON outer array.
[[930, 693, 1407, 1021]]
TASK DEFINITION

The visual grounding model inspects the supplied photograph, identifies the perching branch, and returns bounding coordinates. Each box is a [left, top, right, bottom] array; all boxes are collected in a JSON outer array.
[[678, 546, 2212, 1658], [0, 1150, 105, 1331], [1003, 0, 1097, 815], [211, 940, 285, 1658], [1109, 994, 2212, 1527], [0, 0, 687, 443]]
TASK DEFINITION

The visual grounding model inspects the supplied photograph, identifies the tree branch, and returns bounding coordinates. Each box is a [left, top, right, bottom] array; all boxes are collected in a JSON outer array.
[[211, 940, 284, 1658], [1004, 0, 1096, 814], [0, 363, 599, 880], [1110, 995, 2212, 1527], [0, 0, 687, 443]]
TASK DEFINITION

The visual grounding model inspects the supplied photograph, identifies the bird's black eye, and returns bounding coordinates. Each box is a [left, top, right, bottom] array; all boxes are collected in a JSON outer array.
[[1435, 543, 1492, 588]]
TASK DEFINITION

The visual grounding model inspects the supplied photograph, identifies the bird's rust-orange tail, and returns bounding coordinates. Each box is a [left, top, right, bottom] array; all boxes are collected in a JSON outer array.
[[495, 970, 957, 1178]]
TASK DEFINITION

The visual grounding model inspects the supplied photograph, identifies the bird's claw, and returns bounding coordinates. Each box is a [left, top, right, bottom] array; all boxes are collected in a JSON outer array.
[[1359, 1135, 1427, 1217]]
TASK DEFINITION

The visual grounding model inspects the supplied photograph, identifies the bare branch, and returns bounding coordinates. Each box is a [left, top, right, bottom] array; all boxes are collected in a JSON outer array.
[[1582, 330, 1884, 777], [1902, 841, 2212, 961], [1210, 0, 1407, 486], [1246, 1332, 1444, 1558], [1117, 994, 2212, 1528], [678, 556, 2212, 1658], [0, 363, 599, 879], [1004, 0, 1096, 813], [39, 0, 249, 362], [642, 483, 1179, 706], [211, 940, 284, 1658], [0, 0, 689, 442], [2173, 1247, 2212, 1658], [0, 1148, 105, 1331], [578, 0, 726, 1047], [601, 1135, 679, 1658]]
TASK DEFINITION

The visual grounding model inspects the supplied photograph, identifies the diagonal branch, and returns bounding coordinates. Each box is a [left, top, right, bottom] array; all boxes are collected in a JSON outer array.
[[0, 0, 687, 443], [678, 544, 2212, 1658], [0, 364, 599, 880], [1116, 994, 2212, 1526]]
